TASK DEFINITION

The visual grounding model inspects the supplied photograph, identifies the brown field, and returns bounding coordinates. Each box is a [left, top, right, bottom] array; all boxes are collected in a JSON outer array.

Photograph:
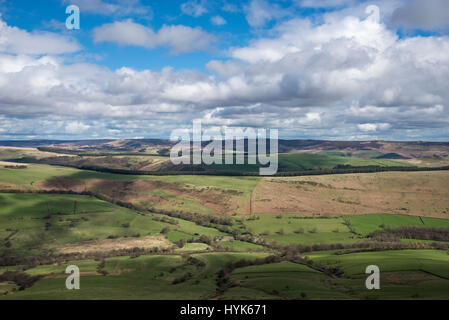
[[252, 171, 449, 218], [0, 161, 28, 167], [0, 147, 73, 160], [57, 235, 173, 254]]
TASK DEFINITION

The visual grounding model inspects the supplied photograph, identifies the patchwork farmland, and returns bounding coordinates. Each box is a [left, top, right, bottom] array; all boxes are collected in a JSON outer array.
[[0, 144, 449, 300]]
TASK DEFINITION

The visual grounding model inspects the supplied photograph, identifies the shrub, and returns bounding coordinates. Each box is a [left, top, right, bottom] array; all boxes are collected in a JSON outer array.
[[309, 227, 318, 234], [161, 227, 171, 234]]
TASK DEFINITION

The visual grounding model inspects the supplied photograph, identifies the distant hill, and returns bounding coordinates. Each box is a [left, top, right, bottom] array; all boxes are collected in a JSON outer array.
[[0, 139, 449, 159]]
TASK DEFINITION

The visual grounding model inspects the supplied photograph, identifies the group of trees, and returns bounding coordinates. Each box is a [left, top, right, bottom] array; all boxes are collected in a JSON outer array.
[[369, 226, 449, 242], [11, 154, 449, 177], [274, 240, 449, 256], [155, 209, 234, 228], [0, 271, 42, 291], [0, 246, 175, 268]]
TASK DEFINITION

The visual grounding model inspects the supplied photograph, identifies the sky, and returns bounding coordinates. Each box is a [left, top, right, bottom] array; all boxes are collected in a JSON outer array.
[[0, 0, 449, 141]]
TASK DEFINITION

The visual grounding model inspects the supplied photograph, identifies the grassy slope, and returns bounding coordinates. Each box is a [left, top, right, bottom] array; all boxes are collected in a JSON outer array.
[[308, 249, 449, 300], [1, 158, 449, 300], [1, 253, 269, 300], [0, 164, 261, 215], [228, 261, 349, 300], [0, 193, 174, 256], [4, 249, 448, 300], [0, 164, 80, 187]]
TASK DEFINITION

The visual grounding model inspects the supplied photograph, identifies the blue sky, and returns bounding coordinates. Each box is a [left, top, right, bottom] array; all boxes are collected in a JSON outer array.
[[0, 0, 449, 140], [1, 0, 255, 71]]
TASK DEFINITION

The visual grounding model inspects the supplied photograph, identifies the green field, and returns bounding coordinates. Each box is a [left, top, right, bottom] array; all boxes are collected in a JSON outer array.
[[1, 152, 449, 300], [228, 261, 349, 300], [348, 214, 449, 235], [244, 215, 358, 245], [277, 153, 409, 171], [0, 193, 176, 256], [0, 164, 80, 187], [1, 253, 269, 300], [217, 240, 265, 251], [183, 153, 411, 173], [2, 249, 449, 300]]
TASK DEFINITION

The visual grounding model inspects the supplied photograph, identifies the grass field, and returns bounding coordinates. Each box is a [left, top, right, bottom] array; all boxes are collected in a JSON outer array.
[[2, 249, 448, 300], [228, 261, 349, 300], [0, 163, 260, 215], [0, 164, 80, 188], [1, 149, 449, 300], [277, 153, 409, 171], [244, 215, 358, 245], [1, 253, 269, 300], [165, 152, 412, 173], [307, 249, 449, 299], [348, 214, 449, 235], [0, 193, 177, 256]]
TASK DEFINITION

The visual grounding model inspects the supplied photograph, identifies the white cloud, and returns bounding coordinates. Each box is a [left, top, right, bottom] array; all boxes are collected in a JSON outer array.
[[391, 0, 449, 31], [244, 0, 290, 28], [1, 7, 449, 140], [222, 3, 240, 13], [357, 123, 391, 132], [0, 16, 80, 55], [180, 0, 208, 17], [211, 16, 227, 26], [65, 121, 91, 134], [93, 20, 215, 54]]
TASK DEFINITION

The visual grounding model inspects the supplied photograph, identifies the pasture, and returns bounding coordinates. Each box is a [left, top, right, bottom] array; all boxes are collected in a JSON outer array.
[[243, 215, 358, 245], [0, 193, 175, 256], [1, 148, 449, 300]]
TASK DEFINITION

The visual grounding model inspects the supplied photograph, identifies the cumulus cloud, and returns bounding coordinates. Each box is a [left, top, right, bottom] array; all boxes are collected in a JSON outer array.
[[93, 20, 215, 54], [391, 0, 449, 31], [65, 121, 91, 134], [222, 3, 240, 13], [0, 16, 80, 55], [244, 0, 290, 28], [357, 123, 391, 132], [180, 0, 208, 17], [211, 16, 227, 26], [1, 6, 449, 140]]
